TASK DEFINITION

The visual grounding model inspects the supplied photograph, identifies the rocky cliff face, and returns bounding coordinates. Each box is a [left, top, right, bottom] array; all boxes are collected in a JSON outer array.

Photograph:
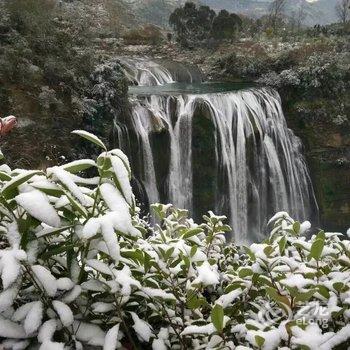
[[282, 97, 350, 232]]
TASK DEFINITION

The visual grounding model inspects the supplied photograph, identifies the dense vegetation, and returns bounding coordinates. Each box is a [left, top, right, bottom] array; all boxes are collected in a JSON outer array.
[[0, 0, 129, 168], [169, 2, 242, 47], [0, 132, 349, 349]]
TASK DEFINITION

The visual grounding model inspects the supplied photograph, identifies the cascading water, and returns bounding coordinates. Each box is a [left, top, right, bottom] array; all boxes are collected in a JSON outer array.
[[115, 58, 318, 242]]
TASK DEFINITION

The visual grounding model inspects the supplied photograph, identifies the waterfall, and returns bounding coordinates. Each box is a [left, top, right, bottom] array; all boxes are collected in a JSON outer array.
[[115, 59, 318, 242]]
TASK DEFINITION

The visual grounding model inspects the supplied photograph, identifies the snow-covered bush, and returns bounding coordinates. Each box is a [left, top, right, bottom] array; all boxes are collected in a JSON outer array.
[[0, 131, 350, 349]]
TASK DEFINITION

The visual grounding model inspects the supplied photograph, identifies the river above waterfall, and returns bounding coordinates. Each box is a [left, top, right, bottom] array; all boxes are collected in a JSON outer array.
[[114, 58, 319, 243], [128, 82, 256, 96]]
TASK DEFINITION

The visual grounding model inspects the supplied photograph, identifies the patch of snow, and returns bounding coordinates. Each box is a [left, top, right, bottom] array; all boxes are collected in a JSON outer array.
[[103, 324, 121, 350], [0, 285, 18, 312], [24, 301, 43, 335], [16, 190, 61, 227], [181, 323, 215, 335], [38, 319, 57, 343], [280, 274, 314, 289], [73, 321, 105, 346], [216, 288, 244, 308], [0, 316, 25, 339], [141, 287, 176, 301], [152, 338, 167, 350], [110, 156, 133, 205], [86, 259, 113, 275], [246, 329, 281, 350], [31, 265, 57, 297], [193, 261, 219, 286], [61, 285, 82, 303], [131, 312, 153, 342], [56, 277, 74, 291], [52, 300, 74, 327], [48, 167, 87, 206], [0, 248, 26, 289]]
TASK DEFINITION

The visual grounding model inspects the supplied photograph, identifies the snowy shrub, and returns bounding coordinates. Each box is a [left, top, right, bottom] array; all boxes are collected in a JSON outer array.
[[0, 131, 350, 349]]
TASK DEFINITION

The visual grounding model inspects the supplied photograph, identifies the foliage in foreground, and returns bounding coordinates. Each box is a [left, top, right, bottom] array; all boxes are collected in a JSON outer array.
[[0, 132, 349, 350]]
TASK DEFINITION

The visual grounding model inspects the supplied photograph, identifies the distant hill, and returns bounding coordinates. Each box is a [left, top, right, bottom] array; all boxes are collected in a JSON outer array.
[[200, 0, 338, 26], [131, 0, 339, 27]]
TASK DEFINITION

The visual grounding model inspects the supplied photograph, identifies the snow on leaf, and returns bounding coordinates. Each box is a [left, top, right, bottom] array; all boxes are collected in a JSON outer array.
[[61, 285, 82, 304], [12, 302, 37, 322], [103, 324, 120, 350], [0, 316, 26, 339], [0, 285, 19, 312], [24, 301, 43, 335], [181, 323, 215, 336], [61, 159, 97, 174], [99, 182, 129, 214], [15, 190, 61, 227], [0, 249, 26, 289], [216, 288, 244, 308], [39, 341, 65, 350], [267, 212, 291, 226], [114, 265, 141, 296], [92, 302, 115, 313], [140, 287, 176, 301], [110, 155, 133, 205], [56, 277, 74, 291], [1, 170, 42, 199], [48, 167, 87, 206], [31, 265, 57, 297], [152, 338, 167, 350], [193, 261, 219, 286], [246, 329, 281, 350], [52, 300, 74, 327], [72, 321, 105, 346], [38, 319, 57, 343], [86, 259, 113, 275], [131, 312, 153, 342], [72, 130, 106, 150]]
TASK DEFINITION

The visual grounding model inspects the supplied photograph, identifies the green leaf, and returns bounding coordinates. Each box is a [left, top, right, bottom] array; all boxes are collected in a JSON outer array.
[[36, 226, 72, 238], [66, 193, 88, 218], [317, 285, 330, 299], [164, 247, 175, 260], [1, 170, 42, 199], [183, 228, 203, 239], [255, 335, 265, 348], [263, 245, 274, 257], [295, 289, 317, 302], [41, 243, 75, 259], [0, 171, 11, 181], [211, 304, 224, 333], [121, 250, 144, 264], [72, 130, 106, 151], [309, 238, 324, 261], [238, 268, 253, 278], [317, 230, 326, 240], [333, 282, 345, 293], [285, 320, 297, 336], [293, 221, 301, 234], [279, 236, 287, 255], [246, 323, 259, 331], [32, 183, 64, 197], [243, 246, 256, 261], [62, 160, 97, 174], [266, 287, 291, 312], [186, 290, 207, 309], [190, 245, 198, 258]]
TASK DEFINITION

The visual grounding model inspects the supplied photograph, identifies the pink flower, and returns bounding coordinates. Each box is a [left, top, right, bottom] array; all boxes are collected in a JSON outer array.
[[0, 116, 17, 136]]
